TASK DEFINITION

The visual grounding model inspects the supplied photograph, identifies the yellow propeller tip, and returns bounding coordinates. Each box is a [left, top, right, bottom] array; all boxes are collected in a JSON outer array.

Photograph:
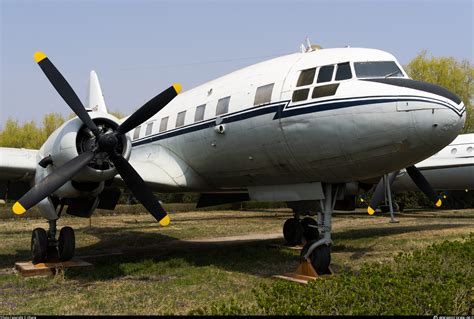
[[172, 83, 182, 94], [367, 206, 375, 215], [159, 214, 170, 226], [12, 202, 26, 215], [34, 51, 47, 63], [435, 199, 442, 207]]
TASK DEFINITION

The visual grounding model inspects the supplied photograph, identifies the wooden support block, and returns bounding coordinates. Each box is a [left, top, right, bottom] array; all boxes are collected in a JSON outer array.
[[267, 243, 304, 250], [14, 258, 93, 277], [273, 260, 333, 284]]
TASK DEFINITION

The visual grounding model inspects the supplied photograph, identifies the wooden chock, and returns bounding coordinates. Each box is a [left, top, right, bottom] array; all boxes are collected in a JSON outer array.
[[294, 258, 318, 277]]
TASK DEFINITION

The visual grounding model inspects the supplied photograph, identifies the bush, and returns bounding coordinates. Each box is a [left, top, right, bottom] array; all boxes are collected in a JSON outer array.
[[192, 234, 474, 315]]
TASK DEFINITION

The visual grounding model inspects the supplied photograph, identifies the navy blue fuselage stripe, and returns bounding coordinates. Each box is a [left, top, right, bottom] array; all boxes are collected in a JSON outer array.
[[132, 95, 464, 147]]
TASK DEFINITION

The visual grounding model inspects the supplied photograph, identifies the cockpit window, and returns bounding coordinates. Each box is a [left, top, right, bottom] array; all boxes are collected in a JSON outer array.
[[335, 62, 352, 81], [317, 65, 334, 83], [297, 68, 316, 86], [354, 61, 403, 78]]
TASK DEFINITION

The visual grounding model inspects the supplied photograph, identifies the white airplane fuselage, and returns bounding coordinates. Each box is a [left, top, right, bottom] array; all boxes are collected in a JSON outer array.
[[127, 48, 466, 193]]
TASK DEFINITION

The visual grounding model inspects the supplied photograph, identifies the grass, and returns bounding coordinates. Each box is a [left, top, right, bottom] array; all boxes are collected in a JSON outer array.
[[195, 235, 474, 315], [0, 208, 473, 315]]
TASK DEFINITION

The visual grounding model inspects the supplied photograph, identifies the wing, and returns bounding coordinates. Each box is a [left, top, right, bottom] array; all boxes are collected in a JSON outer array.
[[0, 147, 38, 200], [113, 144, 208, 192]]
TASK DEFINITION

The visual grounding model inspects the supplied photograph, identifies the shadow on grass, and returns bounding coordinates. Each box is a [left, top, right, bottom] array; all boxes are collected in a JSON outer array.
[[334, 223, 470, 241], [1, 220, 471, 281], [0, 227, 297, 280]]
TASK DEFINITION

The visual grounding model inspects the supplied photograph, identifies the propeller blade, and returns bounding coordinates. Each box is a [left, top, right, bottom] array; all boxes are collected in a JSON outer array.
[[406, 165, 442, 207], [34, 52, 100, 135], [110, 154, 170, 226], [368, 171, 398, 215], [12, 151, 95, 215], [116, 84, 182, 135]]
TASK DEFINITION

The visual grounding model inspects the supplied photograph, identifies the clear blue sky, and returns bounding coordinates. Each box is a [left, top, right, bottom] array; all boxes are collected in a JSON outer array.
[[1, 0, 472, 125]]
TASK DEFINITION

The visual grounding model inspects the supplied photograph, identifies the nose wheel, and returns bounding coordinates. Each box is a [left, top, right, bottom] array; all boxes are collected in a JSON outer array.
[[301, 242, 331, 275]]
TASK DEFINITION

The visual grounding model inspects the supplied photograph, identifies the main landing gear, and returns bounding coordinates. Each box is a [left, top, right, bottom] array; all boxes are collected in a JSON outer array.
[[282, 184, 339, 276], [283, 216, 319, 246], [31, 205, 75, 264]]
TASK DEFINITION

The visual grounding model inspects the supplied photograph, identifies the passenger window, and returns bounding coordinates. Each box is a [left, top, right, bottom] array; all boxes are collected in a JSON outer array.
[[296, 68, 316, 87], [145, 122, 154, 136], [254, 83, 274, 106], [312, 83, 339, 99], [159, 117, 168, 132], [292, 88, 309, 102], [194, 104, 206, 122], [133, 126, 141, 140], [176, 111, 186, 128], [317, 65, 334, 83], [335, 62, 352, 81], [216, 96, 230, 116]]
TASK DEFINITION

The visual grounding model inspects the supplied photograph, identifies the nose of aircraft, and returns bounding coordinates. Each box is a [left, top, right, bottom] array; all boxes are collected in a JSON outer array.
[[397, 80, 466, 161]]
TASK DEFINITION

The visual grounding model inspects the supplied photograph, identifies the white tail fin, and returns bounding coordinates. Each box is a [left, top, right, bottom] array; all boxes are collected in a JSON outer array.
[[86, 70, 108, 113]]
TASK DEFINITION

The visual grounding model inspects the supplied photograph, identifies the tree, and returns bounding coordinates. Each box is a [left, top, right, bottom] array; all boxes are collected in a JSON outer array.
[[0, 110, 124, 149], [41, 113, 66, 140], [405, 51, 474, 133]]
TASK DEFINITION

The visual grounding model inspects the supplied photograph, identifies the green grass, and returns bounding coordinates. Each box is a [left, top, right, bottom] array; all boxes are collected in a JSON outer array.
[[0, 208, 473, 315], [192, 234, 474, 315]]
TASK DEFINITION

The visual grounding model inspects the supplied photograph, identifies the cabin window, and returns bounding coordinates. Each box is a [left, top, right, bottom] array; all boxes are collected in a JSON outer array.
[[292, 88, 309, 102], [194, 104, 206, 122], [145, 122, 154, 136], [317, 65, 334, 83], [159, 117, 168, 132], [354, 61, 403, 78], [335, 62, 352, 81], [296, 68, 316, 87], [176, 111, 186, 128], [312, 83, 339, 99], [216, 96, 230, 116], [254, 83, 274, 106], [133, 126, 141, 140]]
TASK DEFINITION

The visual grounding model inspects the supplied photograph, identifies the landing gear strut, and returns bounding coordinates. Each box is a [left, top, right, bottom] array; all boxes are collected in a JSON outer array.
[[299, 184, 339, 275], [30, 203, 75, 264]]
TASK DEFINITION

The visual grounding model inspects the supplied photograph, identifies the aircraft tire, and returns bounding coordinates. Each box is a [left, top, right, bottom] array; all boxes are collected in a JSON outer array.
[[283, 218, 303, 246], [58, 227, 75, 261], [309, 244, 331, 275], [301, 217, 319, 242], [31, 228, 48, 264]]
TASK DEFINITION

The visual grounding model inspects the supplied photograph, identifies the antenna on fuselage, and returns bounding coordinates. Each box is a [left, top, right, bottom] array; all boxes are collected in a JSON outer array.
[[300, 37, 322, 53]]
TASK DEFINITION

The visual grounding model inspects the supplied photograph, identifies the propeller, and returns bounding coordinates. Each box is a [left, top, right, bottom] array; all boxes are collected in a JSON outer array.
[[367, 165, 442, 215], [12, 52, 181, 227]]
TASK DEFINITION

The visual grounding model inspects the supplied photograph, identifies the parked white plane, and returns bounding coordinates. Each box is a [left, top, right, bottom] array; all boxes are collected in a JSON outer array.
[[0, 46, 466, 274], [392, 133, 473, 192], [360, 133, 473, 218]]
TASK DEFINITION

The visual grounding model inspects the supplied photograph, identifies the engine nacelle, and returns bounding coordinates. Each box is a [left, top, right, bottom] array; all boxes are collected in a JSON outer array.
[[37, 112, 132, 191], [38, 112, 131, 185]]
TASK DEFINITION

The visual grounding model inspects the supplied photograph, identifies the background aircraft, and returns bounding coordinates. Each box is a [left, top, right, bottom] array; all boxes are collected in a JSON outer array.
[[0, 45, 466, 275]]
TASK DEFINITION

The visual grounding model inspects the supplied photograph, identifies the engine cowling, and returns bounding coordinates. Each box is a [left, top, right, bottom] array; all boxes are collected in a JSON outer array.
[[36, 112, 131, 197]]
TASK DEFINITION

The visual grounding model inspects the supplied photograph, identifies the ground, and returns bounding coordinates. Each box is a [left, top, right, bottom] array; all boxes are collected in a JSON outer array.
[[0, 207, 473, 315]]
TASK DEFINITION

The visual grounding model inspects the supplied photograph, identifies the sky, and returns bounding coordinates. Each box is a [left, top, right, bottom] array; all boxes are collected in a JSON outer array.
[[1, 0, 472, 125]]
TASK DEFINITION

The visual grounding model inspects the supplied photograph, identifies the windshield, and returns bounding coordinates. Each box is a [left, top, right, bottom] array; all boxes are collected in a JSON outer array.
[[354, 61, 404, 78]]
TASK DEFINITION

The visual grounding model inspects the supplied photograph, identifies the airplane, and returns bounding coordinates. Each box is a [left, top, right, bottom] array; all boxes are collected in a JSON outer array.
[[0, 44, 466, 275], [366, 132, 473, 217]]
